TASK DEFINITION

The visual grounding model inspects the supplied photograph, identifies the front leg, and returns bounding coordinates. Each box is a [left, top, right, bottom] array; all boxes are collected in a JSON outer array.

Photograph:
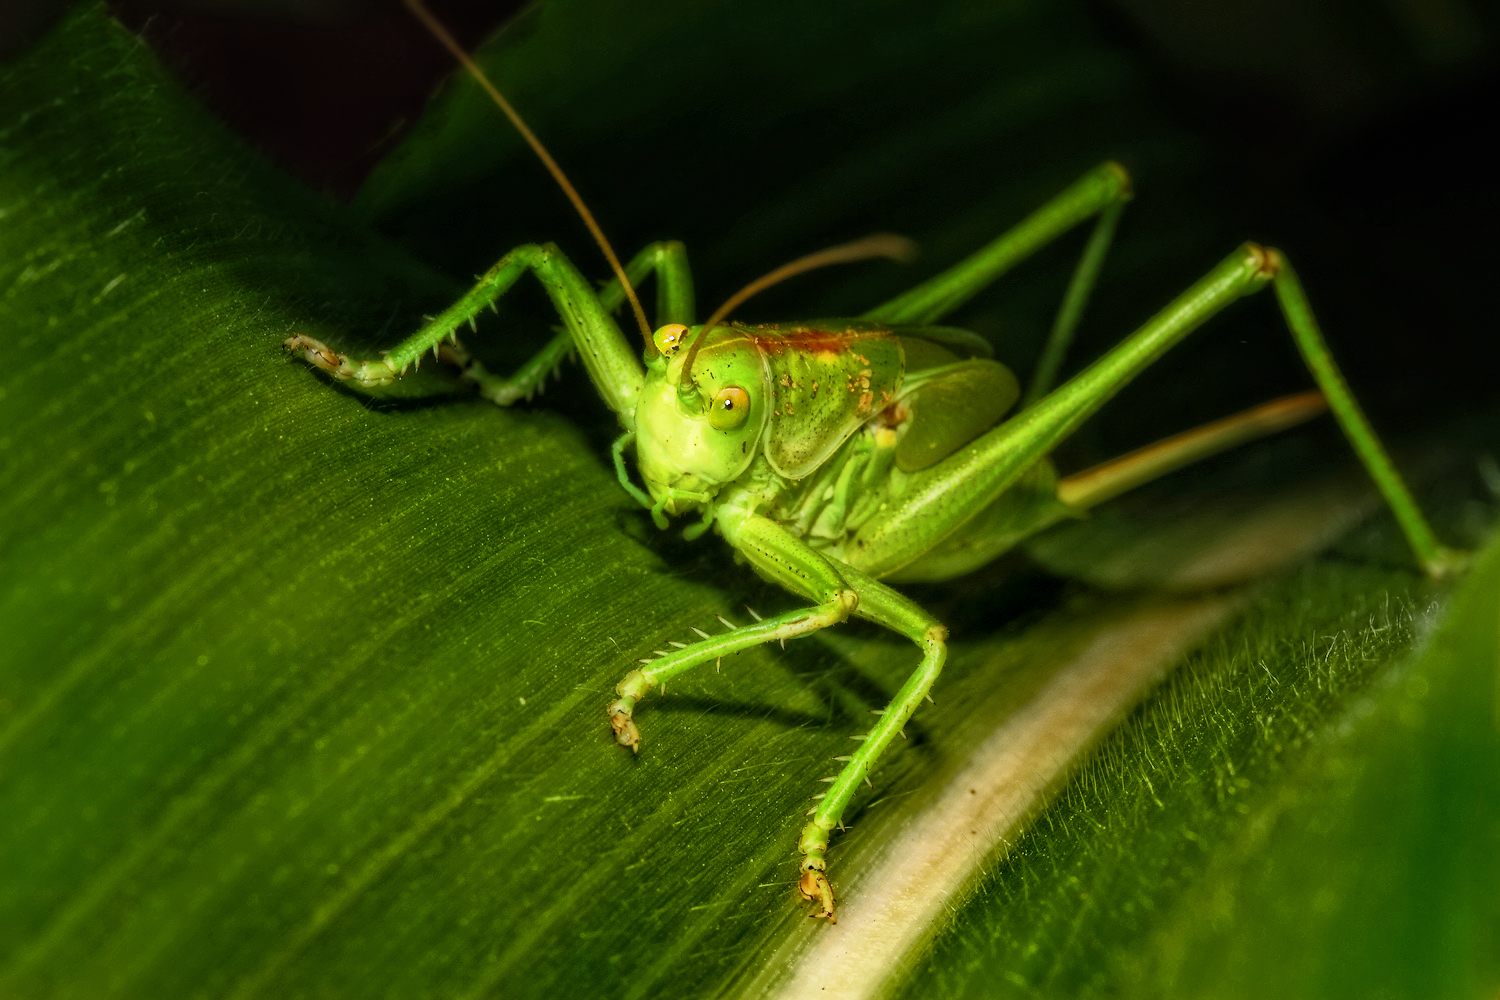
[[607, 514, 859, 752], [286, 242, 642, 420], [286, 241, 697, 424], [607, 513, 949, 923]]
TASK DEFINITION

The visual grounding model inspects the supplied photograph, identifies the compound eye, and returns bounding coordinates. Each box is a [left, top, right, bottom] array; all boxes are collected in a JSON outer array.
[[709, 386, 752, 430], [653, 323, 690, 355]]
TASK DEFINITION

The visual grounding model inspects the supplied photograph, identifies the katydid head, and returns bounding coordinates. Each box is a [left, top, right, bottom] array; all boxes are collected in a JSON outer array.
[[633, 326, 771, 511]]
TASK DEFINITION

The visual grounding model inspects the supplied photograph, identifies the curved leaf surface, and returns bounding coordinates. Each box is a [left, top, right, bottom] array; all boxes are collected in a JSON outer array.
[[1, 4, 1495, 999]]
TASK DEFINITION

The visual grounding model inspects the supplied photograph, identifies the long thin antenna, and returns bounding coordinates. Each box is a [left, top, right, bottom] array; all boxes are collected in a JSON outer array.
[[679, 233, 917, 387], [403, 0, 655, 354]]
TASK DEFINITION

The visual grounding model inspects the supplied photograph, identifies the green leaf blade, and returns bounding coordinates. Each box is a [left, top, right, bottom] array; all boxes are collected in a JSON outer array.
[[3, 3, 1495, 998]]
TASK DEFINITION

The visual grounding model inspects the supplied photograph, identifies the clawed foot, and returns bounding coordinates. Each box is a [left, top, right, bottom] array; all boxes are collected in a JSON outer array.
[[607, 669, 652, 753], [798, 858, 837, 923], [607, 699, 640, 752], [283, 334, 399, 387]]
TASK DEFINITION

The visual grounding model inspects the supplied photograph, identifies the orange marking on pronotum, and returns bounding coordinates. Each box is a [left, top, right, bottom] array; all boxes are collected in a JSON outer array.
[[747, 328, 864, 357]]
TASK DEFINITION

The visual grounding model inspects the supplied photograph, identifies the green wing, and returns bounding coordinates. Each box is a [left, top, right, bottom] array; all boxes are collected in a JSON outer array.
[[757, 323, 904, 478], [892, 343, 1020, 473]]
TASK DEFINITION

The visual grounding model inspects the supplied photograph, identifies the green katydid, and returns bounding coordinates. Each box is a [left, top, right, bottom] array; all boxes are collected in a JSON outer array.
[[285, 0, 1465, 924]]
